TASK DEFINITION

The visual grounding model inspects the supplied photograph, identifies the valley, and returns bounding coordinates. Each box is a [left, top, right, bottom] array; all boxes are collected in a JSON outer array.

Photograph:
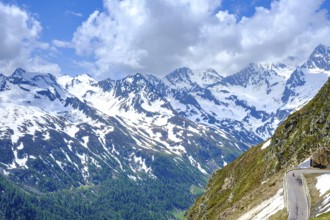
[[0, 45, 330, 219]]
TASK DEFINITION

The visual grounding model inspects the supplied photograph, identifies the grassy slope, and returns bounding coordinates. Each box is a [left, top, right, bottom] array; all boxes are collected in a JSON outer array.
[[185, 141, 283, 220], [311, 212, 330, 220], [186, 78, 330, 219]]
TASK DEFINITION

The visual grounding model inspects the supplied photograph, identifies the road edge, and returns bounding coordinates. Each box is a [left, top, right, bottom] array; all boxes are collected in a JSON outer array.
[[301, 174, 311, 219]]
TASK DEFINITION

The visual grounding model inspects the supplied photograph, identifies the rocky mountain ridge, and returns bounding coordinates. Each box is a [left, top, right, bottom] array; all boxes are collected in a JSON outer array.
[[1, 68, 245, 192], [157, 45, 330, 146]]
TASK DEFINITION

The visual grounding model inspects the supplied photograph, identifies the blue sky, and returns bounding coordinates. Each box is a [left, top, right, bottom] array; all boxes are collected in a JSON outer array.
[[1, 0, 330, 79]]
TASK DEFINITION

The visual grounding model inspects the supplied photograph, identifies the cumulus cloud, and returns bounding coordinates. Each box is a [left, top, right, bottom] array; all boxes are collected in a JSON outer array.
[[69, 0, 330, 78], [186, 0, 330, 73], [0, 3, 40, 60], [72, 0, 330, 76], [71, 0, 220, 78], [0, 2, 61, 75], [1, 0, 330, 78]]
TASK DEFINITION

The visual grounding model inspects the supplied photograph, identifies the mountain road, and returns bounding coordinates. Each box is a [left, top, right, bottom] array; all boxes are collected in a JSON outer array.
[[286, 169, 330, 220]]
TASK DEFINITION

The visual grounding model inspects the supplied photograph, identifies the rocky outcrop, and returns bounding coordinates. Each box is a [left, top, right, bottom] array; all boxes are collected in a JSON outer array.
[[311, 147, 330, 168]]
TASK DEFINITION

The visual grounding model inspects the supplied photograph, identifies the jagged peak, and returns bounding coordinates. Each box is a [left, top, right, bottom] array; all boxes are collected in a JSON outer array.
[[145, 74, 162, 82], [131, 72, 146, 79], [194, 68, 223, 77], [74, 73, 95, 81], [10, 68, 58, 85], [170, 67, 192, 74], [313, 44, 329, 53], [165, 67, 193, 83], [115, 73, 155, 93], [304, 44, 330, 70], [122, 72, 148, 84], [238, 62, 269, 74], [11, 67, 27, 77], [221, 63, 271, 87], [70, 73, 98, 88], [308, 44, 330, 59], [75, 72, 92, 77], [259, 62, 287, 70], [188, 68, 223, 88], [98, 77, 114, 84], [98, 78, 116, 91], [271, 63, 287, 69]]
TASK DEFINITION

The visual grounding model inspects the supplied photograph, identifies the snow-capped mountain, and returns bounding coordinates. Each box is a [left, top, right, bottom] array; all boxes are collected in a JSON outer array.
[[0, 44, 329, 193], [304, 44, 330, 70], [164, 67, 223, 89], [149, 45, 330, 146], [0, 68, 245, 191]]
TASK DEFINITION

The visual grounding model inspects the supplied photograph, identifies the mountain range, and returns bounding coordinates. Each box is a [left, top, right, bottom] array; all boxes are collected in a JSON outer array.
[[0, 44, 329, 219]]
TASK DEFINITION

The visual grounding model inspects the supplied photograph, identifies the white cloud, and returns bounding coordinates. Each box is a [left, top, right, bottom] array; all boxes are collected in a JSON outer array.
[[184, 0, 330, 74], [71, 0, 220, 78], [0, 50, 61, 76], [66, 0, 330, 78], [66, 10, 83, 17], [52, 39, 73, 48], [0, 2, 61, 75], [0, 3, 40, 60]]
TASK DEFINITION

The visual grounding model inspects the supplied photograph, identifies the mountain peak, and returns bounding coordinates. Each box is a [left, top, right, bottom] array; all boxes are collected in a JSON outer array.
[[304, 44, 330, 70], [314, 44, 328, 52], [194, 68, 222, 78], [113, 72, 152, 96], [11, 67, 27, 77], [172, 67, 192, 74], [221, 62, 273, 87], [98, 78, 115, 91], [190, 68, 223, 87], [164, 67, 223, 89], [74, 73, 95, 81], [164, 67, 193, 86], [123, 72, 148, 85], [9, 68, 59, 89]]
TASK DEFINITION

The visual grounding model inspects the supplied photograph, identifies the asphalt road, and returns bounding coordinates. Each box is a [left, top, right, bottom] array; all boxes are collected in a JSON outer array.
[[286, 169, 330, 220]]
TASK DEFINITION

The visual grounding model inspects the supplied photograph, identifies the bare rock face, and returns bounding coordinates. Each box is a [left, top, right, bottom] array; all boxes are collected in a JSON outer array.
[[311, 147, 330, 168]]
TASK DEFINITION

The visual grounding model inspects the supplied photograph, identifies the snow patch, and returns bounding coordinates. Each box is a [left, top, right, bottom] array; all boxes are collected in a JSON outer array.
[[238, 189, 284, 220], [316, 174, 330, 196], [43, 131, 50, 140], [16, 142, 24, 150], [167, 123, 181, 142], [128, 175, 138, 181], [64, 125, 79, 138], [9, 150, 29, 169], [188, 155, 208, 175], [129, 153, 156, 178], [261, 139, 271, 150], [81, 136, 89, 148], [77, 153, 90, 181], [315, 174, 330, 217]]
